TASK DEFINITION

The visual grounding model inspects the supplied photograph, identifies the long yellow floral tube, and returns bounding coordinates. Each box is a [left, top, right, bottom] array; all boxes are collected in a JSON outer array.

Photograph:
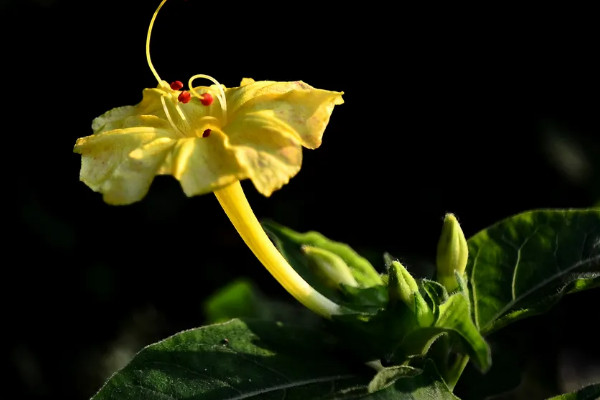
[[215, 181, 342, 318]]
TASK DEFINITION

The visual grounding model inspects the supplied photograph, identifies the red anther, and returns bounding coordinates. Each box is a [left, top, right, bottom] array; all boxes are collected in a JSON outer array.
[[170, 81, 184, 90], [178, 91, 191, 103], [202, 129, 211, 138], [200, 93, 214, 106]]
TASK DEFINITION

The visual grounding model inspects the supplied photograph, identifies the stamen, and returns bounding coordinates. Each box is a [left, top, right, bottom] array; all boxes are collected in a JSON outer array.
[[175, 103, 187, 121], [188, 74, 228, 121], [160, 96, 186, 137], [202, 129, 211, 138], [200, 93, 214, 106], [146, 0, 169, 84], [178, 91, 191, 103], [170, 81, 184, 90]]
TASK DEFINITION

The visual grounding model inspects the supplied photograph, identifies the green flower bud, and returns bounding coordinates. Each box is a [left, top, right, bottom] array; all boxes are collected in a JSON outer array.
[[436, 213, 469, 292], [388, 261, 434, 326], [388, 261, 418, 305], [302, 245, 359, 288]]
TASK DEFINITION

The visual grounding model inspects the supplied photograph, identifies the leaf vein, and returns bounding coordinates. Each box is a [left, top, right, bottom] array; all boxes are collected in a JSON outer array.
[[470, 246, 482, 331], [553, 232, 561, 273], [580, 232, 589, 260], [483, 254, 600, 332], [510, 228, 539, 300], [222, 374, 357, 400]]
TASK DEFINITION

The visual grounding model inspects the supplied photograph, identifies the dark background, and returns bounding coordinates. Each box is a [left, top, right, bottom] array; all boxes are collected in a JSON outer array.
[[5, 0, 599, 399]]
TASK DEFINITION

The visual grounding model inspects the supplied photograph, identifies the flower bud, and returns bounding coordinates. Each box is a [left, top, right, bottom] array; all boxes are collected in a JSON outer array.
[[302, 245, 358, 288], [388, 261, 434, 326], [436, 213, 468, 292]]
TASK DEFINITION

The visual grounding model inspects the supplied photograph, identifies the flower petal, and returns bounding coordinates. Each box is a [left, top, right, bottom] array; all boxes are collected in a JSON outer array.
[[91, 87, 169, 133], [225, 110, 303, 197], [74, 128, 175, 205], [226, 80, 344, 149], [75, 79, 343, 203], [171, 131, 244, 197]]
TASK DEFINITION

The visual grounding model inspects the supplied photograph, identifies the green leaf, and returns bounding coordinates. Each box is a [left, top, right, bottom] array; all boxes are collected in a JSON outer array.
[[366, 360, 459, 399], [546, 383, 600, 400], [92, 318, 459, 400], [434, 291, 491, 372], [467, 209, 600, 335], [339, 284, 389, 313], [92, 318, 371, 400], [388, 328, 448, 363], [262, 219, 383, 305], [420, 279, 449, 319]]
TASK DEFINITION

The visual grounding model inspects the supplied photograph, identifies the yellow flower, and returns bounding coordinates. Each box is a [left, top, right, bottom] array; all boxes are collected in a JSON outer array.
[[73, 0, 344, 318], [74, 77, 343, 205]]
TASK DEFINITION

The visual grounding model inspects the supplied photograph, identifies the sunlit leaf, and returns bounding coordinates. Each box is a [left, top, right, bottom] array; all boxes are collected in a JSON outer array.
[[467, 209, 600, 335]]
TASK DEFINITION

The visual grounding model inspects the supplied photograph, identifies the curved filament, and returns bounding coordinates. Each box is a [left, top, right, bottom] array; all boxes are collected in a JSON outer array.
[[189, 74, 228, 121]]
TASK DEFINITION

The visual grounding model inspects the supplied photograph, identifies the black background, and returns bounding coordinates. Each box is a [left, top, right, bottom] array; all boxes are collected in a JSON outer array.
[[5, 0, 599, 399]]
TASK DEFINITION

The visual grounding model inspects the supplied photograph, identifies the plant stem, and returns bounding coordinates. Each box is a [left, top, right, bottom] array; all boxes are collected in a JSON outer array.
[[214, 181, 342, 318]]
